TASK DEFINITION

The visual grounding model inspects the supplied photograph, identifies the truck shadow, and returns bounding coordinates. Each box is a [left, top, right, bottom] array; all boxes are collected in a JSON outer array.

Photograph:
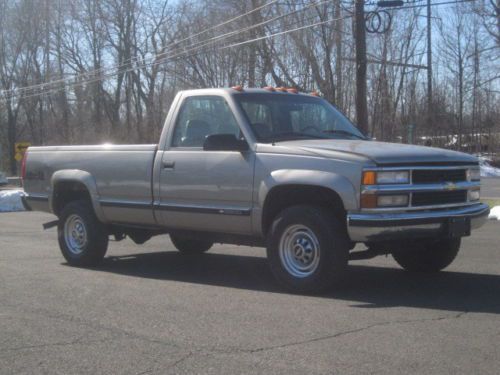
[[92, 251, 500, 315]]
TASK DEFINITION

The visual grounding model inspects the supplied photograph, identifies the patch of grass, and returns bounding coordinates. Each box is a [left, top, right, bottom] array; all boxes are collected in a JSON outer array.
[[482, 199, 500, 208]]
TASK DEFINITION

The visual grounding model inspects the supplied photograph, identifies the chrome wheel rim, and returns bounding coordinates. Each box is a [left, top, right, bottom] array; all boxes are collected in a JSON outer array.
[[64, 214, 88, 255], [279, 224, 320, 278]]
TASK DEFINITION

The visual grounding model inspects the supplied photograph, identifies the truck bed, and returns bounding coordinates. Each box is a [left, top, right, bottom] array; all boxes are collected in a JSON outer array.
[[24, 144, 158, 225]]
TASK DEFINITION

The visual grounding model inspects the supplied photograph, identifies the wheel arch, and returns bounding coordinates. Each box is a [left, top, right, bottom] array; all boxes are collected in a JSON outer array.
[[258, 170, 358, 236], [50, 170, 106, 222]]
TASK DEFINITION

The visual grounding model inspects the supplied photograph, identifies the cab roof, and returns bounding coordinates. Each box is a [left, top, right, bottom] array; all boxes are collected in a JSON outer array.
[[179, 87, 319, 97]]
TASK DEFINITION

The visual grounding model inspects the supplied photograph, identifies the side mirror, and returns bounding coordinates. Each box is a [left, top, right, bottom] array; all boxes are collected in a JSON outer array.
[[203, 134, 249, 152]]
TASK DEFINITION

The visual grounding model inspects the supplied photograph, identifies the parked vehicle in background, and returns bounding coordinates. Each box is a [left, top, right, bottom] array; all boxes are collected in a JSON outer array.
[[22, 87, 490, 292]]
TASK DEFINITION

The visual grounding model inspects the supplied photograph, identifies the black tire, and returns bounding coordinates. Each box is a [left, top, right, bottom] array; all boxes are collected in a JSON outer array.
[[266, 205, 349, 293], [57, 200, 109, 266], [170, 234, 213, 254], [392, 238, 461, 273]]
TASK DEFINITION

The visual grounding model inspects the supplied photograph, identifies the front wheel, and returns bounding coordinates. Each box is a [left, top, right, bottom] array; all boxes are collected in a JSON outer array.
[[392, 238, 461, 272], [266, 205, 349, 293], [58, 200, 109, 266]]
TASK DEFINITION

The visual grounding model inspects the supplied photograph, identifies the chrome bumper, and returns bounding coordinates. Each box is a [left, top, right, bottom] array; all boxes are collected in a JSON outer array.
[[347, 203, 490, 242]]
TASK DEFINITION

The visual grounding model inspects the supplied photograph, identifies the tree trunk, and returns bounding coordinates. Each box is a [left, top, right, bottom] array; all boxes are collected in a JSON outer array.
[[354, 0, 368, 135], [334, 0, 343, 108], [7, 105, 17, 175]]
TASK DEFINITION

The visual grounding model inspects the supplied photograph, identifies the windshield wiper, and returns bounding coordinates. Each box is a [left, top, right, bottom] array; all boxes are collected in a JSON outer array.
[[322, 129, 366, 140]]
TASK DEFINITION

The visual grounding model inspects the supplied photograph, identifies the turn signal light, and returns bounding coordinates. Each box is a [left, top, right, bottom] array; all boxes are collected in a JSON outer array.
[[362, 171, 376, 185], [360, 193, 378, 209]]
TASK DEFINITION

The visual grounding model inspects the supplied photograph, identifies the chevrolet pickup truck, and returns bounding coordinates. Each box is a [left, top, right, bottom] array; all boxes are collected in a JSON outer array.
[[22, 87, 490, 292]]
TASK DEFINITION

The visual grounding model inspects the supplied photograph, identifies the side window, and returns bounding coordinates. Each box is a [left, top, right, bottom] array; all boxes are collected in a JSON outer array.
[[172, 96, 240, 147]]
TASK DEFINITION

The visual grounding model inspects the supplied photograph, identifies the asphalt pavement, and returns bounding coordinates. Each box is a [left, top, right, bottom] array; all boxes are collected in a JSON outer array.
[[1, 211, 500, 374], [482, 177, 500, 198]]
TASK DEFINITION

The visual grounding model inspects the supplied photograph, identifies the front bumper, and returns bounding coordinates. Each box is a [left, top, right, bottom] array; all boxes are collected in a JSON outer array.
[[347, 203, 490, 242]]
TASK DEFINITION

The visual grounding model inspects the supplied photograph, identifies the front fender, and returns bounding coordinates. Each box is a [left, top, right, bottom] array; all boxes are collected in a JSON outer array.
[[50, 170, 106, 222], [257, 169, 359, 210]]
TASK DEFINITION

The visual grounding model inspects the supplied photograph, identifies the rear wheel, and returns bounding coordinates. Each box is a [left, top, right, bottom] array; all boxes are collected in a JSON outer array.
[[170, 235, 213, 254], [266, 205, 349, 293], [392, 238, 461, 272], [58, 200, 109, 266]]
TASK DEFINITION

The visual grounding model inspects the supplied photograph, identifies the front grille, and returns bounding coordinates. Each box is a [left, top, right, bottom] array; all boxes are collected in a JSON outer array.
[[411, 190, 467, 207], [412, 169, 466, 184]]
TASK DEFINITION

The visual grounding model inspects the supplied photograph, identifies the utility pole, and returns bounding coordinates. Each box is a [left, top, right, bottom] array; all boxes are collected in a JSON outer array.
[[355, 0, 368, 135], [426, 0, 433, 129]]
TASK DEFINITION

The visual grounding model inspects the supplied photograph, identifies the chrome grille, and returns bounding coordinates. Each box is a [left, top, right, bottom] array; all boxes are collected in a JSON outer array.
[[412, 169, 466, 184], [411, 190, 467, 207]]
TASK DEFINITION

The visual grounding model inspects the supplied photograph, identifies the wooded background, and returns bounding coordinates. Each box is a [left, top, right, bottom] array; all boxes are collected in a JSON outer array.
[[1, 0, 499, 174]]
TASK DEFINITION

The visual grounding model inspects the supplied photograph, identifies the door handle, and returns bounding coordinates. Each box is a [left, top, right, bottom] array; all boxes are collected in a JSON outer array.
[[162, 161, 175, 169]]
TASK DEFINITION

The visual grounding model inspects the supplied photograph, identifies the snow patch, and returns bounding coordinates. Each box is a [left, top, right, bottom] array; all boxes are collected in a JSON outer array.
[[489, 206, 500, 221], [0, 190, 26, 212], [478, 156, 500, 177]]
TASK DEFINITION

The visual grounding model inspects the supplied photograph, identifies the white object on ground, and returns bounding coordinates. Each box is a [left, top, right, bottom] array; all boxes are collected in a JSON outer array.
[[489, 206, 500, 221], [478, 156, 500, 177], [0, 189, 25, 212]]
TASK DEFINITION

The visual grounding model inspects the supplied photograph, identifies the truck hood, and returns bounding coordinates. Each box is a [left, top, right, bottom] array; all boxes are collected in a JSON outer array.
[[274, 139, 478, 165]]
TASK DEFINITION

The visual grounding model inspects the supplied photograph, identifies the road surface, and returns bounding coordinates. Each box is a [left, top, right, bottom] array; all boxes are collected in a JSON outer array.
[[1, 211, 499, 374]]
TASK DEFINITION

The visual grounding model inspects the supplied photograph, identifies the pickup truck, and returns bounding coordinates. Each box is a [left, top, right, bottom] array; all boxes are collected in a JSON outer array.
[[22, 87, 490, 292]]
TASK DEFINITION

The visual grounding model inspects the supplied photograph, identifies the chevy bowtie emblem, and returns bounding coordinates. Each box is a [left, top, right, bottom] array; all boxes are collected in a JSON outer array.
[[445, 182, 457, 191]]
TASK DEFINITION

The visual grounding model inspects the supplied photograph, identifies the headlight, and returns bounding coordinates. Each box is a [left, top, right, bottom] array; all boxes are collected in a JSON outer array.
[[467, 168, 480, 181], [468, 189, 480, 201], [377, 171, 410, 184], [377, 194, 409, 207], [362, 170, 410, 185]]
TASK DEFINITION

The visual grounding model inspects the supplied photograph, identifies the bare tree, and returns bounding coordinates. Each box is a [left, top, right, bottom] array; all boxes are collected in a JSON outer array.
[[1, 0, 499, 174]]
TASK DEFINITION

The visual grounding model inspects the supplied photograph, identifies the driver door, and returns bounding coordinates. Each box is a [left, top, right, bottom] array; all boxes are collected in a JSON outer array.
[[157, 95, 255, 234]]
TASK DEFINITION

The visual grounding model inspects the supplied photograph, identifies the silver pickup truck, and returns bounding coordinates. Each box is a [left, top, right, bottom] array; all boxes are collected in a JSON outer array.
[[22, 88, 490, 292]]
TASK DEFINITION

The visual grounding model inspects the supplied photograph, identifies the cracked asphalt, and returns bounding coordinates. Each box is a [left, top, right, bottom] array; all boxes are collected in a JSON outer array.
[[1, 212, 500, 374]]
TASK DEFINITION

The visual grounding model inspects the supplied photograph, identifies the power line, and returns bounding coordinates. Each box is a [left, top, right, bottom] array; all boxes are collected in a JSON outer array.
[[1, 0, 340, 101], [0, 11, 353, 103], [376, 0, 476, 12], [220, 14, 352, 52], [1, 0, 342, 99], [0, 0, 282, 98], [1, 0, 475, 103]]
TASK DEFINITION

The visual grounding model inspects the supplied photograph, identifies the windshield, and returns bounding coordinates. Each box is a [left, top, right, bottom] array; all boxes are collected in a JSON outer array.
[[235, 93, 365, 142]]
